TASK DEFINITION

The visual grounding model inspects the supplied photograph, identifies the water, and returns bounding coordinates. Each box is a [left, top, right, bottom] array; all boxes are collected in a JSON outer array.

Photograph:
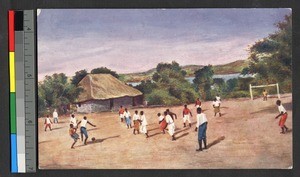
[[126, 82, 141, 87], [128, 73, 254, 86]]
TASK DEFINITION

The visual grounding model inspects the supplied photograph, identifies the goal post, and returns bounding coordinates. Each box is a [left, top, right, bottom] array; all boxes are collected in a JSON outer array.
[[249, 83, 280, 100]]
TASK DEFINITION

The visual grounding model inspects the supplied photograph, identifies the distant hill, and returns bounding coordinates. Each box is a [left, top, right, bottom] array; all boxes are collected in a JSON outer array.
[[120, 60, 248, 82], [213, 60, 249, 75]]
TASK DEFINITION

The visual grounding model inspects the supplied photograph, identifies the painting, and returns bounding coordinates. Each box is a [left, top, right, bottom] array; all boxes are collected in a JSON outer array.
[[37, 9, 292, 169]]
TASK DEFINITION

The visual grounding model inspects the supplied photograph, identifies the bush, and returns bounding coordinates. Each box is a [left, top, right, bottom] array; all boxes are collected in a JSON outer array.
[[238, 77, 255, 91], [169, 87, 182, 99], [183, 89, 199, 103], [280, 79, 292, 93], [134, 80, 157, 94], [227, 90, 250, 98], [146, 89, 181, 106], [226, 78, 238, 92]]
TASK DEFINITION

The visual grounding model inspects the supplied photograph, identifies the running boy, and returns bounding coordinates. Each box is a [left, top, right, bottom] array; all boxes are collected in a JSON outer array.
[[69, 124, 79, 149], [195, 107, 208, 151], [53, 109, 59, 123], [132, 110, 140, 135], [166, 109, 177, 120], [77, 116, 96, 145], [119, 106, 125, 122], [212, 98, 221, 117], [70, 114, 78, 128], [183, 105, 192, 128], [158, 113, 167, 134], [195, 98, 201, 108], [124, 108, 132, 129], [44, 115, 52, 131], [275, 100, 289, 134], [165, 111, 176, 141], [140, 111, 149, 138]]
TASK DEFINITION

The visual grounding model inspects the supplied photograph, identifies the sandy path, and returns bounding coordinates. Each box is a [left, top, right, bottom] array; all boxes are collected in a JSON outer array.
[[38, 94, 292, 169]]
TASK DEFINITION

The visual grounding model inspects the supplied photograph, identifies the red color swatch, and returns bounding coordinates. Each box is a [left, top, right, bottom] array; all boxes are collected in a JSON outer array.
[[9, 10, 15, 52]]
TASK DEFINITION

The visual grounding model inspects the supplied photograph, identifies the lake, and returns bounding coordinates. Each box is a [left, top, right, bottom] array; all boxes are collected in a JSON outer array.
[[127, 82, 142, 87], [186, 73, 242, 83], [127, 73, 254, 86]]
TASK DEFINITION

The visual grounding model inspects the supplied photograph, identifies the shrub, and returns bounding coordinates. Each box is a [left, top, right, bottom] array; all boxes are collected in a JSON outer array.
[[238, 77, 255, 91], [183, 88, 199, 103], [227, 90, 250, 98], [146, 89, 181, 106]]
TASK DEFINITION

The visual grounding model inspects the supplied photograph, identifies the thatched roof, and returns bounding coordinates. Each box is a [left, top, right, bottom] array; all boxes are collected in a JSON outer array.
[[76, 74, 142, 102]]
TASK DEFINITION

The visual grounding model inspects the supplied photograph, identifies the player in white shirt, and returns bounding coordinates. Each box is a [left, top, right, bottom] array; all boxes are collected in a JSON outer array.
[[275, 100, 289, 134], [53, 109, 59, 123], [216, 95, 221, 102], [77, 116, 96, 145], [164, 111, 176, 141], [132, 110, 141, 135], [140, 111, 149, 138], [212, 98, 221, 117], [195, 107, 208, 151], [124, 108, 132, 129], [70, 114, 78, 128], [44, 115, 52, 131]]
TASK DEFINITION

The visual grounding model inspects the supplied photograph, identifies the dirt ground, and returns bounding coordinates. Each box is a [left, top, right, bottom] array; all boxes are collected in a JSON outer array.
[[38, 94, 292, 169]]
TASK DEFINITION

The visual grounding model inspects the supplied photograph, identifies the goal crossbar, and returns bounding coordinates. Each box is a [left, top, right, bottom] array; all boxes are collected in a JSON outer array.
[[249, 83, 280, 100]]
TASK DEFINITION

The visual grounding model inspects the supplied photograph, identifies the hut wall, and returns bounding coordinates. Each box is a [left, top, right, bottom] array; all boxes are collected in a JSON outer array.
[[77, 100, 110, 113], [113, 96, 133, 109], [133, 95, 143, 106]]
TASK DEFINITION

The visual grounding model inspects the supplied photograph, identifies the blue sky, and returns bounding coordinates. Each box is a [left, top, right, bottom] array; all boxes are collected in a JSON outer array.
[[37, 9, 291, 79]]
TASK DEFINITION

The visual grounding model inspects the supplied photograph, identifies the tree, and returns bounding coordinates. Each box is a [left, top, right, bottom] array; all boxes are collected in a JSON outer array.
[[71, 69, 88, 86], [156, 61, 181, 73], [225, 78, 238, 92], [152, 72, 161, 82], [91, 67, 119, 78], [213, 78, 225, 86], [244, 14, 292, 91], [193, 65, 214, 100], [212, 78, 226, 96], [38, 73, 83, 115], [134, 80, 157, 94], [141, 61, 199, 105]]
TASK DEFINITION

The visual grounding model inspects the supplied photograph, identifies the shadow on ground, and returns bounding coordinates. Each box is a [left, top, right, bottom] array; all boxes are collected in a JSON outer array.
[[88, 127, 99, 132], [77, 135, 120, 147], [148, 127, 160, 132], [148, 132, 162, 138], [285, 128, 293, 134], [176, 132, 189, 140], [51, 127, 65, 131], [207, 136, 225, 149]]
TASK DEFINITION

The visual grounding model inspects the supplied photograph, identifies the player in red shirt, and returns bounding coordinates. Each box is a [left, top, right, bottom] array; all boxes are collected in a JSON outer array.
[[183, 105, 193, 128]]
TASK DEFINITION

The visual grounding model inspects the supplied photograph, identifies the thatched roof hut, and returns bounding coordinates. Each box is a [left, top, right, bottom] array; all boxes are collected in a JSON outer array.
[[76, 74, 143, 113]]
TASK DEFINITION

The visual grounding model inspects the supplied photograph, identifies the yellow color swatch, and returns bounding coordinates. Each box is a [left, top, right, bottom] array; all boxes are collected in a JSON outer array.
[[9, 52, 15, 92]]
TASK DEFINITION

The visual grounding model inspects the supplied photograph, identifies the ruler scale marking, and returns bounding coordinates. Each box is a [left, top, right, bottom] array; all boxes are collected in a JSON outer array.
[[23, 10, 36, 173]]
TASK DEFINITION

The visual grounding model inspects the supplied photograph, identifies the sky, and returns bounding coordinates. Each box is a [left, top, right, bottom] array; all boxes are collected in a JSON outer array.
[[37, 8, 291, 79]]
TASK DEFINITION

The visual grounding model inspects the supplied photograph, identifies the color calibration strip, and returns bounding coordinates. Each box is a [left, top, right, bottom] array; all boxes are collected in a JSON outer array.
[[8, 10, 36, 173], [9, 10, 18, 173]]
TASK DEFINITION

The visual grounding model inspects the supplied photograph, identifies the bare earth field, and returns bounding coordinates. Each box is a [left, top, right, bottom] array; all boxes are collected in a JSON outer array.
[[38, 94, 292, 169]]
